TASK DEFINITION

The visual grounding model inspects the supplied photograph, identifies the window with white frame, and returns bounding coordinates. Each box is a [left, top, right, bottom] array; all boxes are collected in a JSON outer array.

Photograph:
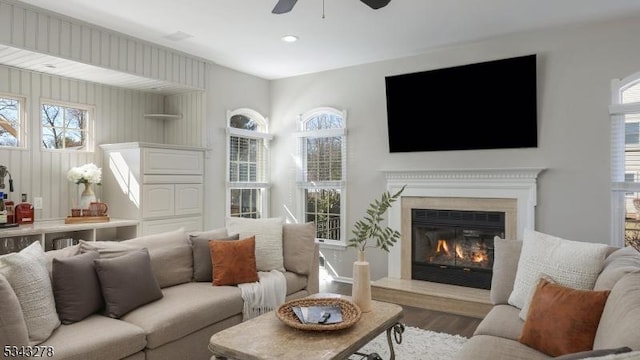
[[295, 107, 347, 244], [611, 71, 640, 249], [226, 108, 272, 219], [41, 100, 94, 151], [0, 94, 26, 148]]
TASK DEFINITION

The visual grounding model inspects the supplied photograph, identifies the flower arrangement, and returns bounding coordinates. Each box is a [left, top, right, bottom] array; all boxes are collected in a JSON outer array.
[[67, 163, 102, 185]]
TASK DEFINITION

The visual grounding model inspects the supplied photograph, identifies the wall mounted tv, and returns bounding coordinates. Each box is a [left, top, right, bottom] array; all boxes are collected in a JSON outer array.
[[385, 54, 538, 152]]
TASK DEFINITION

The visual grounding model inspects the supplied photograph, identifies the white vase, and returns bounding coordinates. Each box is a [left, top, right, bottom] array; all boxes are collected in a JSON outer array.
[[352, 250, 372, 312], [79, 182, 96, 210]]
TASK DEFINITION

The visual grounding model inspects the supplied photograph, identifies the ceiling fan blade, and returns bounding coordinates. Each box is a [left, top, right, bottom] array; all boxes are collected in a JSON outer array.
[[272, 0, 298, 14], [360, 0, 391, 10]]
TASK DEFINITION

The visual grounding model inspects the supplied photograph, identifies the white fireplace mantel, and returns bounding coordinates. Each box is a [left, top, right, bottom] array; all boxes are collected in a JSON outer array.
[[383, 168, 545, 278]]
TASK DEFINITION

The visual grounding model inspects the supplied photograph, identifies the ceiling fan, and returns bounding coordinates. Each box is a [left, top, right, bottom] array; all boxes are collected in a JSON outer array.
[[272, 0, 391, 14]]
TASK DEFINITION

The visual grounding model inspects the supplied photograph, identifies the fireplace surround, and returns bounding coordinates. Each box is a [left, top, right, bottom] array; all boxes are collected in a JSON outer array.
[[383, 168, 544, 281]]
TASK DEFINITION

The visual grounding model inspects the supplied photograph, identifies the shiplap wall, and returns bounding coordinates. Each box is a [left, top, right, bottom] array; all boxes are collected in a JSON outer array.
[[0, 0, 208, 220], [165, 91, 206, 146], [0, 0, 207, 90], [0, 64, 166, 220]]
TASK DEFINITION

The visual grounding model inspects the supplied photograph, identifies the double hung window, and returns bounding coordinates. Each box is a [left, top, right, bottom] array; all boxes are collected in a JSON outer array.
[[296, 107, 347, 245], [226, 109, 272, 219], [611, 71, 640, 248]]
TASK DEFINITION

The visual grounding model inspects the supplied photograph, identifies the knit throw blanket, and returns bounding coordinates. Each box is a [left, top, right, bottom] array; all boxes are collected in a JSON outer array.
[[238, 270, 286, 321]]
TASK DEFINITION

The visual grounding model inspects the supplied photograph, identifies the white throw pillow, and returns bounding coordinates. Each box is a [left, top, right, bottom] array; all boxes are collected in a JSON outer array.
[[508, 229, 608, 319], [226, 217, 285, 272], [0, 242, 61, 344]]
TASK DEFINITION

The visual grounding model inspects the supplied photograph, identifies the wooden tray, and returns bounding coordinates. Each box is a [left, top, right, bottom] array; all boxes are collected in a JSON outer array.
[[64, 216, 110, 224], [276, 297, 361, 331]]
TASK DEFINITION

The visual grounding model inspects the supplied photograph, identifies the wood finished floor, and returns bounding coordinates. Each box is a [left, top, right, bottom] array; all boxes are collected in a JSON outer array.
[[320, 280, 482, 338]]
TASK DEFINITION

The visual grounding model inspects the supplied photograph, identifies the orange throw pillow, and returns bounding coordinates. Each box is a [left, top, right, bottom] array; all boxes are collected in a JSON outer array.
[[519, 277, 610, 357], [209, 236, 259, 286]]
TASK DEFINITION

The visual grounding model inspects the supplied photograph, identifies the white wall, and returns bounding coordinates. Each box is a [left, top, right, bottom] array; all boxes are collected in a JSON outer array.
[[269, 15, 640, 281], [202, 63, 270, 231]]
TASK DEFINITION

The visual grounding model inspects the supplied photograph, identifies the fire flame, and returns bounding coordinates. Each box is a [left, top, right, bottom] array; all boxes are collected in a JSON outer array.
[[433, 239, 489, 264], [436, 240, 450, 255]]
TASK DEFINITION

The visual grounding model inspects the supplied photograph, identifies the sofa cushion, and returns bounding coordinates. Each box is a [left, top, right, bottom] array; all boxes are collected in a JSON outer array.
[[593, 271, 640, 351], [0, 241, 61, 345], [39, 314, 146, 360], [519, 277, 610, 357], [0, 273, 29, 347], [594, 246, 640, 290], [44, 244, 80, 275], [226, 216, 285, 272], [79, 239, 137, 258], [94, 248, 163, 318], [52, 251, 104, 324], [121, 282, 243, 349], [189, 229, 239, 282], [490, 237, 522, 305], [508, 229, 608, 313], [455, 334, 550, 360], [210, 236, 259, 286], [283, 271, 308, 296], [122, 228, 193, 288], [283, 222, 316, 275], [473, 304, 524, 341]]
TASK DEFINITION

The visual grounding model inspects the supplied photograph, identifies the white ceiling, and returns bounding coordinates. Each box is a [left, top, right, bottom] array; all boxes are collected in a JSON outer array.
[[14, 0, 640, 80]]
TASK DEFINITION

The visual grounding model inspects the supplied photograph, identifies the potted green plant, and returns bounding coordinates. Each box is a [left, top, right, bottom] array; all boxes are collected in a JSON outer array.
[[347, 185, 405, 312]]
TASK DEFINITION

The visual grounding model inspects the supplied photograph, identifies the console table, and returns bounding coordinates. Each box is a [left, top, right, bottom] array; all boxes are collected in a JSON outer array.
[[0, 218, 138, 254]]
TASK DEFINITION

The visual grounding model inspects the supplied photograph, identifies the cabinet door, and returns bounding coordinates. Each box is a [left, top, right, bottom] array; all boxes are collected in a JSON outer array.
[[142, 184, 175, 218], [175, 184, 203, 216]]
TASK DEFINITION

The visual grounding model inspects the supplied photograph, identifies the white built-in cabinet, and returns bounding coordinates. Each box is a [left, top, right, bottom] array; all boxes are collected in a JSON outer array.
[[100, 142, 205, 236]]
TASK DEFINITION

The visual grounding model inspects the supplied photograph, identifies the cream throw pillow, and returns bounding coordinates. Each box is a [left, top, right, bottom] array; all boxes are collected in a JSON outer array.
[[0, 242, 61, 345], [508, 229, 608, 318], [226, 217, 285, 272]]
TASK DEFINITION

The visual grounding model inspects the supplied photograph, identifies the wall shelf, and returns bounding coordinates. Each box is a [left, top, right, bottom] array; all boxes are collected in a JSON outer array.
[[144, 113, 182, 120]]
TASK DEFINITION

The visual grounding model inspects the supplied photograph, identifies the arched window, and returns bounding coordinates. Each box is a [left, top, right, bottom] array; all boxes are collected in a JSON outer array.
[[610, 72, 640, 248], [226, 108, 272, 218], [295, 107, 347, 244]]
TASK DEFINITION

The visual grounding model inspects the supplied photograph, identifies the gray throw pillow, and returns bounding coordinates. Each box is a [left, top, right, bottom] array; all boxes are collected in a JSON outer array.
[[52, 251, 104, 324], [93, 248, 163, 318], [189, 230, 239, 282]]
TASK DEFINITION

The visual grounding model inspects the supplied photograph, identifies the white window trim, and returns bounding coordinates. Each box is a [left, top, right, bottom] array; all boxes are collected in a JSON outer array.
[[610, 71, 640, 247], [297, 107, 348, 246], [225, 108, 272, 218], [0, 92, 27, 149], [40, 98, 95, 152]]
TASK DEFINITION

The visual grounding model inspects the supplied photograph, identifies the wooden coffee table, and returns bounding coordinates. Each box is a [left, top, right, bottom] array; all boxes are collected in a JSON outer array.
[[208, 294, 404, 360]]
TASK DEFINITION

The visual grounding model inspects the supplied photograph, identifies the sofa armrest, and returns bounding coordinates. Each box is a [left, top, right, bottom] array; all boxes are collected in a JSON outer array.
[[490, 238, 523, 305]]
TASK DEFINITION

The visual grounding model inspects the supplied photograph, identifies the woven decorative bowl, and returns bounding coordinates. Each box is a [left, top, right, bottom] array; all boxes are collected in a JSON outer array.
[[276, 297, 362, 331]]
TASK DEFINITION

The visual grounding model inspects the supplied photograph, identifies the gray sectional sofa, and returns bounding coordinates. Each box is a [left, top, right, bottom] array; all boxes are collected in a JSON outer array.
[[0, 223, 319, 360], [455, 235, 640, 360]]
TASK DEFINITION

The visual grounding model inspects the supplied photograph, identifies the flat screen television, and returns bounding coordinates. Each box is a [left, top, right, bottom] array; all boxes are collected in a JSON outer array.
[[385, 54, 538, 152]]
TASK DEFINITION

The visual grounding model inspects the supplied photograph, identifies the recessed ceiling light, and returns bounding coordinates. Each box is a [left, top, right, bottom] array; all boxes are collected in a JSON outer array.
[[44, 64, 57, 69], [281, 35, 298, 43]]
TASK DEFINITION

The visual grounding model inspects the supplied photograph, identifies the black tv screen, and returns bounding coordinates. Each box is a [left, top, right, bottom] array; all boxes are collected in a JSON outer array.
[[385, 54, 538, 152]]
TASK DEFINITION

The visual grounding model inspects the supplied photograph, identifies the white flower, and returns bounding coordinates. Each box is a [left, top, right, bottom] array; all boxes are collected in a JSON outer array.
[[67, 163, 102, 184]]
